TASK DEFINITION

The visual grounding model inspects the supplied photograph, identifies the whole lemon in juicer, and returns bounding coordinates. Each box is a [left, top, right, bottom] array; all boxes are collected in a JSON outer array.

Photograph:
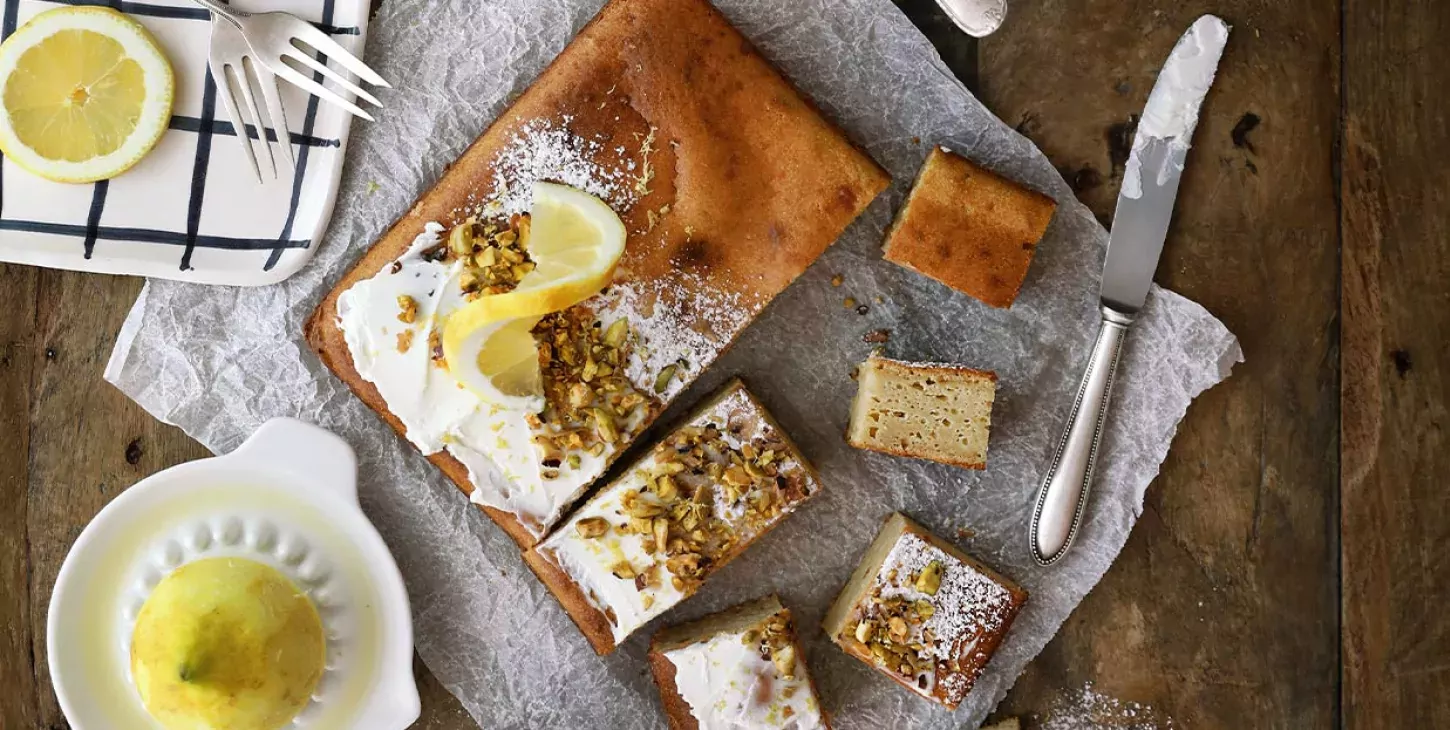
[[130, 557, 325, 730]]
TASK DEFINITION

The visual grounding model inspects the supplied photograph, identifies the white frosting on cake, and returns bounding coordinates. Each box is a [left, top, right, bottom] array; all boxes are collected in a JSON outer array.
[[665, 629, 824, 729], [538, 387, 811, 644], [336, 223, 613, 536], [542, 465, 687, 641], [334, 117, 764, 541]]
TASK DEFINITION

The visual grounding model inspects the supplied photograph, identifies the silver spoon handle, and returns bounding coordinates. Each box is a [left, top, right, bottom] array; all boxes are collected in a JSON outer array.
[[933, 0, 1009, 37], [1030, 306, 1132, 565]]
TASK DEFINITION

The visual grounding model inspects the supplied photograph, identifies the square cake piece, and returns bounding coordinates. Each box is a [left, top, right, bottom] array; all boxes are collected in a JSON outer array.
[[847, 352, 997, 470], [823, 513, 1027, 710], [305, 0, 888, 548], [524, 379, 823, 654], [882, 146, 1056, 308], [650, 595, 829, 729]]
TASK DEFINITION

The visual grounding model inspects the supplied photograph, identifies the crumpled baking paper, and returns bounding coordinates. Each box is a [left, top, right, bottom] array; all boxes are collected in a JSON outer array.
[[105, 0, 1242, 727]]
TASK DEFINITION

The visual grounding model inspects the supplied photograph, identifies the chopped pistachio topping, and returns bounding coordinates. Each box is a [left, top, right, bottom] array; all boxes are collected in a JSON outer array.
[[849, 579, 949, 684], [396, 294, 418, 324], [530, 308, 658, 473], [436, 214, 535, 300], [915, 561, 943, 595], [571, 416, 800, 597]]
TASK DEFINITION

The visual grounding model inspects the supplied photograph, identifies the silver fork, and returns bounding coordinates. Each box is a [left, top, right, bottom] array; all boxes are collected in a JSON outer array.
[[208, 17, 293, 182], [192, 0, 388, 122]]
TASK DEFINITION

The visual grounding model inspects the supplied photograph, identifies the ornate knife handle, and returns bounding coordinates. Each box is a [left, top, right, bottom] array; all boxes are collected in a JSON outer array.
[[1030, 306, 1133, 566]]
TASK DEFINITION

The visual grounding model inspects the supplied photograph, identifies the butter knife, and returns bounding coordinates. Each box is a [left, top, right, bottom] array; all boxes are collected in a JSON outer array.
[[1029, 15, 1230, 566]]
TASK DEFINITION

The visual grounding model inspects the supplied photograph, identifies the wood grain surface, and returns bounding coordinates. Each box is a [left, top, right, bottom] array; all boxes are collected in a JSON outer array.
[[981, 2, 1343, 727], [0, 1, 1444, 728], [1340, 1, 1450, 728]]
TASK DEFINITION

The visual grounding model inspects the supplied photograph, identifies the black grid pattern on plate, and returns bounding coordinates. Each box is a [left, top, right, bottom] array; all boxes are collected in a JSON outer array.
[[0, 0, 359, 269]]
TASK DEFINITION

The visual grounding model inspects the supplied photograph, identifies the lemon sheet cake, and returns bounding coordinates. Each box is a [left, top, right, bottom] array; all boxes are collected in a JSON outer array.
[[305, 0, 889, 547]]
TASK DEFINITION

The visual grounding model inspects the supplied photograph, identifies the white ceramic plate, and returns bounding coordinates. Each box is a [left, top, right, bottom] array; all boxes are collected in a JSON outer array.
[[0, 0, 370, 286], [48, 418, 420, 730]]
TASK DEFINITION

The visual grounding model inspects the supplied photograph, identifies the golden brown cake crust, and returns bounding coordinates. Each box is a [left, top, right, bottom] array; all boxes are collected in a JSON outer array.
[[648, 650, 698, 730], [882, 146, 1056, 309], [304, 0, 888, 549], [526, 379, 825, 656]]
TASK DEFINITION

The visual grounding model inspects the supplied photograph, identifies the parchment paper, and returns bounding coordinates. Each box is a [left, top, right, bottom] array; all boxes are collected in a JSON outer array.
[[105, 1, 1242, 727]]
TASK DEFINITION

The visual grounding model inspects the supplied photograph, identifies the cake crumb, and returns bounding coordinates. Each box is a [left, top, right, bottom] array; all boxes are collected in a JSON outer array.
[[863, 329, 890, 344], [831, 274, 844, 287]]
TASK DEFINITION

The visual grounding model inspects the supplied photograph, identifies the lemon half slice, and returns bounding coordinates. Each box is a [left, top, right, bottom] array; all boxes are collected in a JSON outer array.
[[0, 6, 174, 183], [443, 182, 627, 410]]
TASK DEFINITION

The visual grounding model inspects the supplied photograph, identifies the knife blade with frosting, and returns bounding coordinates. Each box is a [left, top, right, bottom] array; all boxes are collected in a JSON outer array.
[[1029, 15, 1231, 566]]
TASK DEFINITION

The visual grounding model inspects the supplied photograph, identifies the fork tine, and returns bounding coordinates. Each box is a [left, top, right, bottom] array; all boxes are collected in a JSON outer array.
[[272, 61, 375, 121], [284, 48, 381, 107], [254, 63, 294, 170], [290, 22, 389, 88], [232, 59, 277, 179], [215, 63, 262, 183]]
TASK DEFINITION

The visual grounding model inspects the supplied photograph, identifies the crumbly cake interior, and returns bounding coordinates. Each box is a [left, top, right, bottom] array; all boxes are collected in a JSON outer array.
[[538, 384, 821, 643], [825, 513, 1022, 709], [848, 354, 997, 469]]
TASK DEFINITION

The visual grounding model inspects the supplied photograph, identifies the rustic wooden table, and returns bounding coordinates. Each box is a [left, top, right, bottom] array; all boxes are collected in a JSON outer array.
[[2, 1, 1444, 727]]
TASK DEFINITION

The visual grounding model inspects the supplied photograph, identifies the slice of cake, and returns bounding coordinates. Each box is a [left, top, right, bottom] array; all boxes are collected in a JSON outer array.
[[305, 0, 889, 548], [882, 146, 1057, 309], [823, 513, 1026, 710], [847, 352, 997, 470], [650, 595, 829, 729], [524, 379, 823, 654]]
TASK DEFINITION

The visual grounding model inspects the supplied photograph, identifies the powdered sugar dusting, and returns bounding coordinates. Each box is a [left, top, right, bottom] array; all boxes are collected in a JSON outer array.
[[1040, 682, 1175, 729], [592, 274, 748, 400], [486, 117, 639, 216], [878, 533, 1015, 663], [872, 352, 992, 376]]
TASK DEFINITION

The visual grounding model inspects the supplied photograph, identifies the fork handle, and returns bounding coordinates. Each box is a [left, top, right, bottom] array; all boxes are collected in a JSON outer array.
[[190, 0, 247, 26]]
